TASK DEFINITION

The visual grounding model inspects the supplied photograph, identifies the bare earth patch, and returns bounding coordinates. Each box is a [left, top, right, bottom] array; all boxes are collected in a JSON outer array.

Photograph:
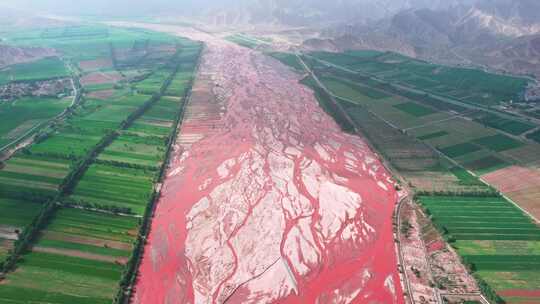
[[482, 165, 540, 220], [78, 58, 113, 71], [81, 71, 123, 86], [43, 231, 132, 251], [87, 89, 116, 100], [33, 246, 128, 264]]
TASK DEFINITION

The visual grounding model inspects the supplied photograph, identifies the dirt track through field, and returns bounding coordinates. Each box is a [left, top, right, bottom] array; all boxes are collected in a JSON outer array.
[[119, 23, 404, 304]]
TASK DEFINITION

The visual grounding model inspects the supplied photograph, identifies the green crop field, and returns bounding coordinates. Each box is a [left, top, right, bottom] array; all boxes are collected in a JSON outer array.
[[417, 131, 449, 140], [134, 69, 169, 95], [68, 164, 154, 215], [419, 195, 540, 303], [268, 52, 304, 71], [526, 129, 540, 144], [393, 102, 436, 117], [309, 51, 528, 107], [449, 167, 485, 186], [38, 208, 137, 255], [439, 142, 482, 158], [291, 51, 540, 179], [0, 197, 42, 261], [474, 113, 535, 136], [473, 134, 524, 152], [0, 25, 201, 304], [166, 72, 193, 97], [0, 251, 124, 304], [0, 154, 72, 200], [226, 34, 261, 49], [0, 97, 72, 147], [341, 102, 490, 193], [28, 94, 150, 159], [0, 57, 69, 85], [98, 134, 165, 168]]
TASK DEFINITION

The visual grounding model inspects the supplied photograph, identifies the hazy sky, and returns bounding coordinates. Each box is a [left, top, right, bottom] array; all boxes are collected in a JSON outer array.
[[0, 0, 197, 16]]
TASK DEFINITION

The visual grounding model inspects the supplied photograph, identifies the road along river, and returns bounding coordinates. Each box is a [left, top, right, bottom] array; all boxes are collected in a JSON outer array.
[[125, 24, 405, 304]]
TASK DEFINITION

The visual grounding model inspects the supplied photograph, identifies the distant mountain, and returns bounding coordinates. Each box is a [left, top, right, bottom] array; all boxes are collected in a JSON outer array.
[[177, 0, 480, 27], [0, 5, 64, 30], [312, 0, 540, 78]]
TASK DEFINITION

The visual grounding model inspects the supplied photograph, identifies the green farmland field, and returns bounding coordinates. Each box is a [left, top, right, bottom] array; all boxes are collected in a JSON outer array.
[[28, 94, 150, 159], [0, 155, 72, 200], [1, 178, 139, 303], [309, 51, 528, 107], [0, 252, 124, 304], [0, 57, 68, 85], [0, 26, 202, 304], [98, 134, 165, 168], [419, 195, 540, 303], [475, 113, 535, 136], [0, 197, 42, 261], [526, 129, 540, 144], [0, 97, 72, 147], [393, 102, 436, 117], [473, 134, 524, 152], [268, 52, 304, 71], [38, 208, 137, 256], [69, 164, 154, 215], [226, 34, 261, 49], [417, 131, 449, 140]]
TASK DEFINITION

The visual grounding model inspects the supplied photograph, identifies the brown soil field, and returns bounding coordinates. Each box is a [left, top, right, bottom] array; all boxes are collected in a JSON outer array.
[[81, 71, 123, 86], [33, 246, 128, 264], [482, 165, 540, 220], [78, 58, 113, 71], [43, 231, 132, 251], [87, 89, 115, 100]]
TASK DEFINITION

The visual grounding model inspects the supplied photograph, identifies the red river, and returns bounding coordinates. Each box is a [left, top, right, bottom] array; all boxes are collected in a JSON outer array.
[[130, 24, 405, 304]]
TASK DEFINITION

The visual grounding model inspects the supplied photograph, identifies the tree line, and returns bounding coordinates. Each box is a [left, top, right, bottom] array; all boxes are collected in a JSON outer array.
[[113, 46, 202, 304]]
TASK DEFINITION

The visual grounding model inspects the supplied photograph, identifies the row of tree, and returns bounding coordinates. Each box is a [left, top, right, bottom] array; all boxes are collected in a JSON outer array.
[[0, 49, 186, 275], [0, 76, 85, 273], [113, 46, 202, 304]]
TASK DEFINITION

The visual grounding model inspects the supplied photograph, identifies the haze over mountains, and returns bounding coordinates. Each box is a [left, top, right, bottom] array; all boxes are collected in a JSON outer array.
[[1, 0, 539, 77], [304, 0, 540, 78]]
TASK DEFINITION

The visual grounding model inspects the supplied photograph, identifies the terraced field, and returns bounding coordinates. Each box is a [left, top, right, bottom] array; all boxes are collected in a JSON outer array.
[[419, 195, 540, 303]]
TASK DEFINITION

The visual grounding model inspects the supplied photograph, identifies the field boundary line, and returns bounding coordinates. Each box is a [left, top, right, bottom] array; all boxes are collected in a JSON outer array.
[[0, 61, 82, 158], [305, 54, 538, 128], [297, 51, 519, 304], [296, 51, 420, 304], [0, 46, 189, 276], [302, 53, 540, 226], [115, 42, 204, 304]]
